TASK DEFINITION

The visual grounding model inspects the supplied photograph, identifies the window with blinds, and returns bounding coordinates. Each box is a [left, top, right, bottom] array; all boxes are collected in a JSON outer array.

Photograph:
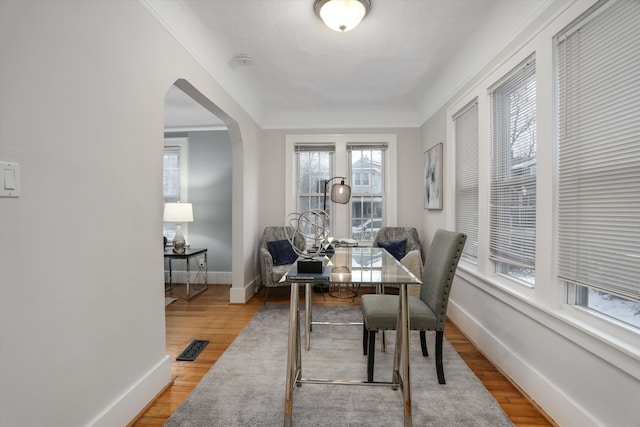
[[556, 0, 640, 327], [454, 100, 479, 262], [295, 144, 335, 235], [348, 143, 386, 242], [490, 56, 537, 285], [163, 141, 188, 242], [163, 146, 181, 203]]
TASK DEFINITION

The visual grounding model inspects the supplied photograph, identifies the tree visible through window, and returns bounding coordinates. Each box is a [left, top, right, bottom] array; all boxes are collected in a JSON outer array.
[[490, 56, 537, 285], [295, 146, 333, 238]]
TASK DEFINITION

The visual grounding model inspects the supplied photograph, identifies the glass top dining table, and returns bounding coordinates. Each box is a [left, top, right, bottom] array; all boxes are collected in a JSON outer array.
[[281, 247, 422, 427]]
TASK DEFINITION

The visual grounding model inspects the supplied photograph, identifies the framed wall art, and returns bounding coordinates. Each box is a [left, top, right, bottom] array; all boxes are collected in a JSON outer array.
[[424, 143, 443, 210]]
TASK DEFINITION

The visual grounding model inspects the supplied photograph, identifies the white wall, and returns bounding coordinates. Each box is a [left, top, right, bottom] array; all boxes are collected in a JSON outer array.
[[0, 1, 261, 426], [421, 1, 640, 426]]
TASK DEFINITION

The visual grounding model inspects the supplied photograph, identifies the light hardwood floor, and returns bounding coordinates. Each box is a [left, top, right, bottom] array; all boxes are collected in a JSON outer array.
[[131, 285, 554, 427]]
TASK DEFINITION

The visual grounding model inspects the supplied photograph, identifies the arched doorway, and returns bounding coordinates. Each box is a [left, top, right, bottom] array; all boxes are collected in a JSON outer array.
[[162, 80, 235, 301]]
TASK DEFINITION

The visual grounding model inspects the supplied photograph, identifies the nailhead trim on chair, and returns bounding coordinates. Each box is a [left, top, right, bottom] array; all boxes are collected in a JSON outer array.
[[361, 230, 467, 384], [436, 236, 463, 330]]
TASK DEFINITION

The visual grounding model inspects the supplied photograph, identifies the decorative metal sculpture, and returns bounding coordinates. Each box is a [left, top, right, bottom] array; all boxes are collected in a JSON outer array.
[[284, 209, 333, 258]]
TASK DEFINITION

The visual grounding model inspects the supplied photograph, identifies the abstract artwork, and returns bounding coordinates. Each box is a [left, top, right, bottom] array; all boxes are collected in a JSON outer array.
[[424, 143, 443, 210]]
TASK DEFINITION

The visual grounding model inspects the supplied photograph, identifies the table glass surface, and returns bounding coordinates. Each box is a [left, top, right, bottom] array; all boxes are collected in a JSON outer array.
[[281, 247, 421, 285], [282, 246, 422, 427]]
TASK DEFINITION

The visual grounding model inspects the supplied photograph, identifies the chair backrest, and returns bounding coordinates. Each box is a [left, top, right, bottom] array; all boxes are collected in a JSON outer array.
[[419, 229, 466, 331], [259, 226, 306, 253], [373, 227, 424, 262]]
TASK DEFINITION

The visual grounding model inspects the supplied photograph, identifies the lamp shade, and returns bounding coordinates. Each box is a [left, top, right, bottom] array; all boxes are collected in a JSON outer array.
[[331, 181, 351, 204], [315, 0, 371, 32], [163, 202, 193, 223]]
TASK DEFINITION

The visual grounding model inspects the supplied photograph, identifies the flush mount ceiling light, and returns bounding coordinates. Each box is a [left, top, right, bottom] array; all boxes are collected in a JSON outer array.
[[314, 0, 371, 32]]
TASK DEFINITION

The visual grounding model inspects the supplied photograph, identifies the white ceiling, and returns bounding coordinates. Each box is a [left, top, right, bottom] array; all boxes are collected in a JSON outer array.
[[148, 0, 550, 129]]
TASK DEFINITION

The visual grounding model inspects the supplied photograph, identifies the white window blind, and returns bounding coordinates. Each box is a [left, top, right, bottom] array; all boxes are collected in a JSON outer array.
[[490, 56, 537, 283], [346, 142, 388, 151], [556, 0, 640, 302], [454, 100, 479, 262], [163, 143, 187, 242], [163, 146, 181, 203]]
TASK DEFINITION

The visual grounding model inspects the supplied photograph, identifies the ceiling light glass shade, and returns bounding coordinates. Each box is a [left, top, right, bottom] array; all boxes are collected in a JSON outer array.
[[315, 0, 371, 32], [163, 202, 194, 223]]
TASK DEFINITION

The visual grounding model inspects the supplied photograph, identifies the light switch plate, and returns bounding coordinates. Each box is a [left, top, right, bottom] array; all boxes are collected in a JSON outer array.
[[0, 161, 20, 197]]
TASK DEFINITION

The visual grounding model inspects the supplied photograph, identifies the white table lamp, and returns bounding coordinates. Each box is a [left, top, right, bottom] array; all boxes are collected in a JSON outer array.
[[164, 202, 194, 253]]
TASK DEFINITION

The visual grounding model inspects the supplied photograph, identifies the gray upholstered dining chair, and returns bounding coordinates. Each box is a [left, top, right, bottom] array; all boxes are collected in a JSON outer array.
[[360, 229, 466, 384], [259, 226, 306, 304]]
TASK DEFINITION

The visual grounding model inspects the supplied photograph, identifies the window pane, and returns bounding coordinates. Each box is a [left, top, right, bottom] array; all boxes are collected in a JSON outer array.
[[163, 146, 181, 241], [556, 0, 640, 313], [350, 148, 383, 242], [296, 150, 333, 236], [163, 148, 180, 203], [578, 286, 640, 329], [351, 196, 382, 241], [351, 149, 382, 194], [490, 57, 537, 284], [454, 100, 479, 262]]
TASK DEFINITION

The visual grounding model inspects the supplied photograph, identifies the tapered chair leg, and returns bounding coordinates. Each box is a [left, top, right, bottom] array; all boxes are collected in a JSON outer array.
[[367, 330, 376, 382], [263, 288, 270, 305], [363, 324, 368, 355], [420, 331, 428, 357], [435, 330, 445, 384]]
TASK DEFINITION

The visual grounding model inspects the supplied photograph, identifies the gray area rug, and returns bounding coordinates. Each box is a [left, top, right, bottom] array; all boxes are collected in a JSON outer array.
[[165, 304, 513, 426]]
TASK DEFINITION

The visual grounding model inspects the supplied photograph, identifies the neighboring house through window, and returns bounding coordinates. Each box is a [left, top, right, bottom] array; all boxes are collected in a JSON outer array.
[[286, 134, 397, 243], [349, 144, 385, 242]]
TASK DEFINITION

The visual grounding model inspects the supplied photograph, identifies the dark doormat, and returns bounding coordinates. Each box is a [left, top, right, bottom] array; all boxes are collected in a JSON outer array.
[[176, 339, 209, 361]]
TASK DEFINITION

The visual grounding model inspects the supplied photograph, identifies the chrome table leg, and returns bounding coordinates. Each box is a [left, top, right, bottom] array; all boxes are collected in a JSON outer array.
[[284, 282, 300, 426], [305, 283, 312, 351]]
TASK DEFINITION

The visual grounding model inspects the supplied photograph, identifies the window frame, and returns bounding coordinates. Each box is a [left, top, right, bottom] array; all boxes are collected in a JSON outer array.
[[445, 0, 640, 340], [453, 99, 479, 263], [349, 144, 386, 243], [163, 137, 189, 243], [285, 134, 397, 242], [293, 145, 336, 239], [554, 0, 640, 328], [442, 0, 639, 388], [489, 55, 538, 287]]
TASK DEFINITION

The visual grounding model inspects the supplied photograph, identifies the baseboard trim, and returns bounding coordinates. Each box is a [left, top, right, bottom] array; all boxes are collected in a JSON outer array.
[[126, 376, 176, 427], [446, 313, 558, 427], [164, 270, 232, 284], [447, 300, 596, 427], [89, 356, 172, 427], [230, 276, 260, 303]]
